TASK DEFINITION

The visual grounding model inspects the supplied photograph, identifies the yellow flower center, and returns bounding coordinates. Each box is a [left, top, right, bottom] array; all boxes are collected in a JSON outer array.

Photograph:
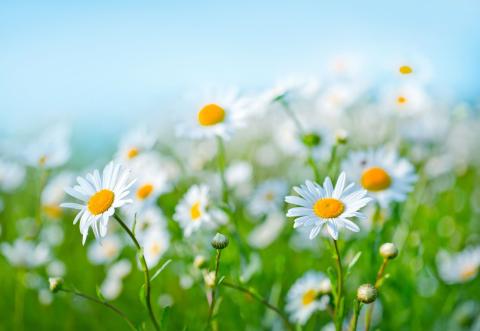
[[361, 167, 391, 191], [264, 192, 274, 201], [137, 184, 154, 200], [190, 201, 202, 220], [149, 242, 161, 255], [460, 264, 478, 281], [43, 204, 62, 219], [399, 65, 413, 74], [302, 289, 317, 305], [127, 147, 139, 159], [39, 155, 47, 166], [88, 189, 115, 215], [104, 242, 118, 258], [198, 104, 225, 126], [313, 198, 345, 218], [397, 96, 408, 104]]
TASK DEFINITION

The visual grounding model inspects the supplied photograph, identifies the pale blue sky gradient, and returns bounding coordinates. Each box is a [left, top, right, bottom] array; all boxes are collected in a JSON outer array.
[[1, 0, 480, 137]]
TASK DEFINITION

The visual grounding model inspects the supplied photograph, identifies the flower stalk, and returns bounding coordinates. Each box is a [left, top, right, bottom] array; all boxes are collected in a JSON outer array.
[[332, 239, 344, 331], [206, 249, 222, 330]]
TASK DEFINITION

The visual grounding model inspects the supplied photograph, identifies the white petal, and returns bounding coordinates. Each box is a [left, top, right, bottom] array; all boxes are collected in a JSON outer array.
[[326, 221, 338, 240]]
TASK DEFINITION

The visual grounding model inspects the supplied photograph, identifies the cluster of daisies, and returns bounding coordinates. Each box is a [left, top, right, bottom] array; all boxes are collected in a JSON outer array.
[[0, 61, 479, 329]]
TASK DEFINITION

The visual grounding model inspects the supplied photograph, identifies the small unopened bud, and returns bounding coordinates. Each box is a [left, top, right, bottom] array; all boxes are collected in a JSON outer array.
[[194, 255, 207, 269], [301, 132, 322, 148], [204, 271, 216, 288], [49, 277, 63, 293], [319, 279, 332, 294], [380, 243, 398, 260], [335, 129, 349, 144], [357, 284, 377, 304], [211, 233, 229, 250]]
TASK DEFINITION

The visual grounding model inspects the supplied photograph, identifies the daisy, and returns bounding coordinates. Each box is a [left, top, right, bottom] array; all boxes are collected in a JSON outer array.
[[173, 185, 218, 237], [116, 127, 157, 163], [436, 247, 480, 284], [176, 88, 250, 140], [87, 234, 123, 265], [100, 259, 132, 300], [60, 161, 135, 244], [1, 239, 50, 268], [41, 172, 74, 219], [141, 226, 170, 268], [133, 206, 168, 241], [286, 271, 331, 325], [285, 172, 371, 240], [248, 179, 288, 217], [24, 126, 70, 168], [0, 159, 26, 192], [341, 148, 417, 208]]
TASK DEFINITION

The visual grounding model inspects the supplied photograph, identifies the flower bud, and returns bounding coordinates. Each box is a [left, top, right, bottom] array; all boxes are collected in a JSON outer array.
[[49, 277, 63, 293], [301, 132, 322, 148], [204, 271, 216, 288], [211, 233, 229, 250], [335, 129, 349, 144], [194, 255, 207, 269], [380, 242, 398, 260], [357, 284, 377, 304]]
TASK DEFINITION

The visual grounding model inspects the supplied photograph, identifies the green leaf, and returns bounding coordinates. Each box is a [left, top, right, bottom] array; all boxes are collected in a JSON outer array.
[[132, 213, 137, 236], [139, 284, 146, 307], [160, 306, 170, 328], [347, 252, 362, 274], [96, 285, 105, 302], [151, 259, 172, 282], [217, 275, 226, 286]]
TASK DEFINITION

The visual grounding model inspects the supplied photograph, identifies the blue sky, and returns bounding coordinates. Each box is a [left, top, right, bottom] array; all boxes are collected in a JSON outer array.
[[1, 0, 480, 137]]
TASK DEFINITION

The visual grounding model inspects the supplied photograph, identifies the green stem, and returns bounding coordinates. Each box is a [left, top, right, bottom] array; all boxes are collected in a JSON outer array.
[[216, 136, 229, 205], [306, 149, 321, 182], [365, 258, 389, 331], [206, 250, 222, 330], [348, 300, 361, 331], [14, 269, 25, 331], [59, 288, 137, 331], [333, 240, 344, 331], [327, 144, 338, 177], [222, 281, 294, 331], [114, 214, 160, 331]]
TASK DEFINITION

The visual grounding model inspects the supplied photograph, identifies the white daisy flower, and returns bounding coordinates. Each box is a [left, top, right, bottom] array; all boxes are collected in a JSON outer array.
[[116, 127, 157, 162], [436, 247, 480, 284], [133, 206, 168, 241], [176, 88, 250, 140], [0, 159, 26, 192], [380, 83, 432, 117], [141, 227, 170, 269], [248, 211, 285, 249], [100, 259, 132, 300], [248, 179, 288, 217], [1, 239, 50, 268], [87, 234, 123, 265], [60, 161, 135, 244], [24, 126, 70, 168], [286, 271, 331, 325], [173, 185, 218, 237], [41, 172, 74, 219], [341, 148, 417, 208], [285, 172, 371, 240]]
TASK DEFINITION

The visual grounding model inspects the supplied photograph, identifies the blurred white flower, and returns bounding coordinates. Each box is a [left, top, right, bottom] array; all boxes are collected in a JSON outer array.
[[0, 159, 26, 192], [248, 211, 286, 249], [248, 180, 288, 217], [436, 246, 480, 284], [133, 206, 168, 241], [176, 88, 250, 140], [100, 259, 132, 300], [116, 126, 157, 163], [42, 172, 74, 219], [1, 239, 50, 268], [286, 271, 330, 325], [39, 223, 65, 247], [342, 148, 417, 208], [61, 161, 135, 244], [142, 227, 170, 269], [87, 234, 123, 265], [285, 172, 371, 240], [47, 260, 66, 277], [24, 126, 70, 168]]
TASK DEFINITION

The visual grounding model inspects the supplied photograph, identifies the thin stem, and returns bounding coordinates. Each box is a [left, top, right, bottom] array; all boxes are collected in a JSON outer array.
[[278, 98, 304, 135], [206, 250, 222, 330], [327, 144, 338, 177], [348, 300, 361, 331], [365, 258, 389, 331], [306, 148, 321, 182], [333, 239, 344, 331], [14, 269, 25, 331], [221, 281, 294, 331], [59, 288, 137, 331], [114, 214, 160, 331], [215, 136, 229, 205]]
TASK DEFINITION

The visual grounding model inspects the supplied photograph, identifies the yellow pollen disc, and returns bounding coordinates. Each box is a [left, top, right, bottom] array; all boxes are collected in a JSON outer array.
[[88, 189, 115, 215], [399, 65, 413, 74], [361, 167, 391, 191], [150, 242, 161, 255], [264, 192, 274, 201], [43, 204, 62, 219], [104, 243, 117, 257], [313, 198, 345, 218], [460, 265, 478, 280], [39, 155, 47, 166], [137, 184, 154, 200], [127, 147, 139, 159], [302, 289, 317, 305], [198, 103, 225, 126], [397, 96, 408, 104], [190, 201, 202, 220]]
